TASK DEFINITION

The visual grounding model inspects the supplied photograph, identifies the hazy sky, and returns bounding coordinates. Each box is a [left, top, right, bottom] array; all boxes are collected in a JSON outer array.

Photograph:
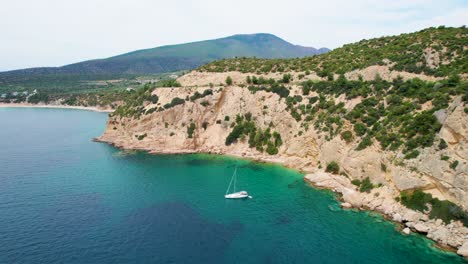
[[1, 0, 467, 71]]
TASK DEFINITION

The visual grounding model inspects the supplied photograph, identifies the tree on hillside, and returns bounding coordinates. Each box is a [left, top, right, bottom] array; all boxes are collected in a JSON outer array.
[[226, 76, 233, 86]]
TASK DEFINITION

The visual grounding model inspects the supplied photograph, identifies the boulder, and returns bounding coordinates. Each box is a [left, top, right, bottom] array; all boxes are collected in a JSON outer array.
[[392, 213, 402, 223], [457, 241, 468, 258], [402, 210, 422, 222], [414, 222, 430, 233], [428, 226, 450, 244], [402, 227, 411, 235], [340, 202, 352, 209], [342, 188, 363, 208]]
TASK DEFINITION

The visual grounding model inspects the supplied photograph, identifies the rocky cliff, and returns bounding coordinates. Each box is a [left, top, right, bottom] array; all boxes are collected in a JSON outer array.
[[98, 27, 468, 256], [100, 70, 467, 207]]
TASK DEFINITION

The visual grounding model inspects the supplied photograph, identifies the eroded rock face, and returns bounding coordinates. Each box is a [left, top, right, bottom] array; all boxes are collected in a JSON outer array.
[[458, 241, 468, 258], [98, 71, 467, 256], [99, 71, 467, 209]]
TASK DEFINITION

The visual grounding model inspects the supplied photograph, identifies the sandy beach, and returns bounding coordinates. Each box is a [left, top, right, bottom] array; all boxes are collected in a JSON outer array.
[[0, 103, 114, 113]]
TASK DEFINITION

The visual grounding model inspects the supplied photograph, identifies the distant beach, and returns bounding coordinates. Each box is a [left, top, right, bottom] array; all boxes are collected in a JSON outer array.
[[0, 103, 113, 113]]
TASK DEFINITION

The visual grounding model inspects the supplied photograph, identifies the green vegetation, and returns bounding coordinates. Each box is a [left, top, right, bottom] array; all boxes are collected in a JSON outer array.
[[164, 97, 185, 109], [27, 92, 49, 104], [400, 189, 467, 226], [351, 177, 375, 193], [225, 113, 282, 155], [340, 130, 353, 143], [226, 76, 233, 86], [325, 161, 340, 174], [200, 27, 466, 77], [438, 139, 448, 150], [158, 79, 181, 87], [404, 150, 420, 159], [450, 160, 459, 170], [380, 163, 387, 172], [189, 89, 213, 101], [0, 33, 327, 93], [187, 123, 196, 138]]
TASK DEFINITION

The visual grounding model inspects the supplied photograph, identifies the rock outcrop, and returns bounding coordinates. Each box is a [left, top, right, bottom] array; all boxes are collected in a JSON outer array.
[[98, 71, 467, 257]]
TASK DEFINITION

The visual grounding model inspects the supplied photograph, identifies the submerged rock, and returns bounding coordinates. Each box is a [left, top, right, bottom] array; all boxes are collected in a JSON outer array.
[[340, 202, 352, 209]]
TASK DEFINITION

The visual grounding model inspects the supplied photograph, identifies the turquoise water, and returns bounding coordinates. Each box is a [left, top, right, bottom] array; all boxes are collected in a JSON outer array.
[[0, 107, 465, 264]]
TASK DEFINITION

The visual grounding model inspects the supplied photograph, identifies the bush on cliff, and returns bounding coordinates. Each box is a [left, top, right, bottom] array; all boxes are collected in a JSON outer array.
[[187, 123, 196, 138], [325, 161, 339, 174], [226, 76, 233, 86], [400, 189, 468, 226]]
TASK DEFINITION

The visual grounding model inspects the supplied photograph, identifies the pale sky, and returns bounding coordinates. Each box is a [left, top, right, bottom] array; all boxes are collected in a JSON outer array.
[[0, 0, 467, 71]]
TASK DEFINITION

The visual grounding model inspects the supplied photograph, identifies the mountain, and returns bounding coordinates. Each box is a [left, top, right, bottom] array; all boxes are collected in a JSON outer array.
[[200, 26, 466, 77], [0, 33, 328, 90]]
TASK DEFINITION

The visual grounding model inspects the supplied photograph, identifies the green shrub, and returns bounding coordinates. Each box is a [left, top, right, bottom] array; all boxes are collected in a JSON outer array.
[[354, 123, 367, 136], [282, 73, 292, 83], [226, 76, 233, 85], [438, 139, 448, 150], [325, 161, 340, 174], [187, 123, 196, 138], [356, 136, 372, 150], [266, 142, 279, 155], [441, 155, 450, 161], [400, 189, 467, 225], [450, 160, 459, 170], [340, 130, 353, 143], [404, 150, 420, 159], [400, 189, 432, 212], [359, 177, 374, 193], [380, 163, 387, 172], [164, 97, 185, 109], [150, 94, 159, 104], [351, 179, 361, 186], [158, 79, 181, 87]]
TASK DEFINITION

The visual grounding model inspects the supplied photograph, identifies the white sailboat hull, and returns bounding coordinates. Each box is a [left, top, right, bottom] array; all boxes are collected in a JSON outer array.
[[224, 191, 249, 199]]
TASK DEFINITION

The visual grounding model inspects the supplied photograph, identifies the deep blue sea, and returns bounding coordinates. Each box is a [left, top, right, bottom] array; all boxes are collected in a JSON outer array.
[[0, 107, 466, 263]]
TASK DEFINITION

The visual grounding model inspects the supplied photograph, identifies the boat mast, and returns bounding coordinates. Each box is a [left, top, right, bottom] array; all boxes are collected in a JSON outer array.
[[233, 167, 237, 193], [225, 168, 236, 195]]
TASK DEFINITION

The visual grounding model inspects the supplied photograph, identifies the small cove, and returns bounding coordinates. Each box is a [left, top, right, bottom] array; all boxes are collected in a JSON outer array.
[[0, 107, 465, 263]]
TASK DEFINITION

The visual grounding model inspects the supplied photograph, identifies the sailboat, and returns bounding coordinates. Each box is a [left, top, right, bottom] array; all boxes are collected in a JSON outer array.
[[224, 167, 251, 199]]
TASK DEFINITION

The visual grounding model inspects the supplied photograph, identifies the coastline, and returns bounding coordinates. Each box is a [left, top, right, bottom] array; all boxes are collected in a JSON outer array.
[[0, 103, 114, 113], [95, 137, 468, 258]]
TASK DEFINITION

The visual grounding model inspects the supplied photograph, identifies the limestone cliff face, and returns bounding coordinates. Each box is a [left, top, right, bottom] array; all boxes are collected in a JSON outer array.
[[99, 71, 467, 209]]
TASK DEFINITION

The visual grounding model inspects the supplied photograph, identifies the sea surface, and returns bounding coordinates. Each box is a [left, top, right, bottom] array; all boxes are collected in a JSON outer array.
[[0, 107, 466, 264]]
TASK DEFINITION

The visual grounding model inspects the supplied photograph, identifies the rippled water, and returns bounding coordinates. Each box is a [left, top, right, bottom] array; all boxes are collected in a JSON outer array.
[[0, 107, 465, 263]]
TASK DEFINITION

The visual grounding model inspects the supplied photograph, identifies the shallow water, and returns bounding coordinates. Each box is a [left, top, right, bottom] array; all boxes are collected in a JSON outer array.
[[0, 107, 465, 263]]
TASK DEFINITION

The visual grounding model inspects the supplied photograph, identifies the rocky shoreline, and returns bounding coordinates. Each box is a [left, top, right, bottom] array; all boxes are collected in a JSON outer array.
[[304, 172, 468, 258], [95, 136, 468, 258]]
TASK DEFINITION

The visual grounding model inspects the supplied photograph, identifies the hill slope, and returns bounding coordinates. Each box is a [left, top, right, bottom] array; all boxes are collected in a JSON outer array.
[[91, 28, 468, 255], [200, 26, 466, 77], [0, 33, 328, 91]]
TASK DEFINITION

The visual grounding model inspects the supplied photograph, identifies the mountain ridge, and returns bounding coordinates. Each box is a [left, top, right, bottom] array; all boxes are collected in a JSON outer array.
[[0, 33, 329, 76]]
